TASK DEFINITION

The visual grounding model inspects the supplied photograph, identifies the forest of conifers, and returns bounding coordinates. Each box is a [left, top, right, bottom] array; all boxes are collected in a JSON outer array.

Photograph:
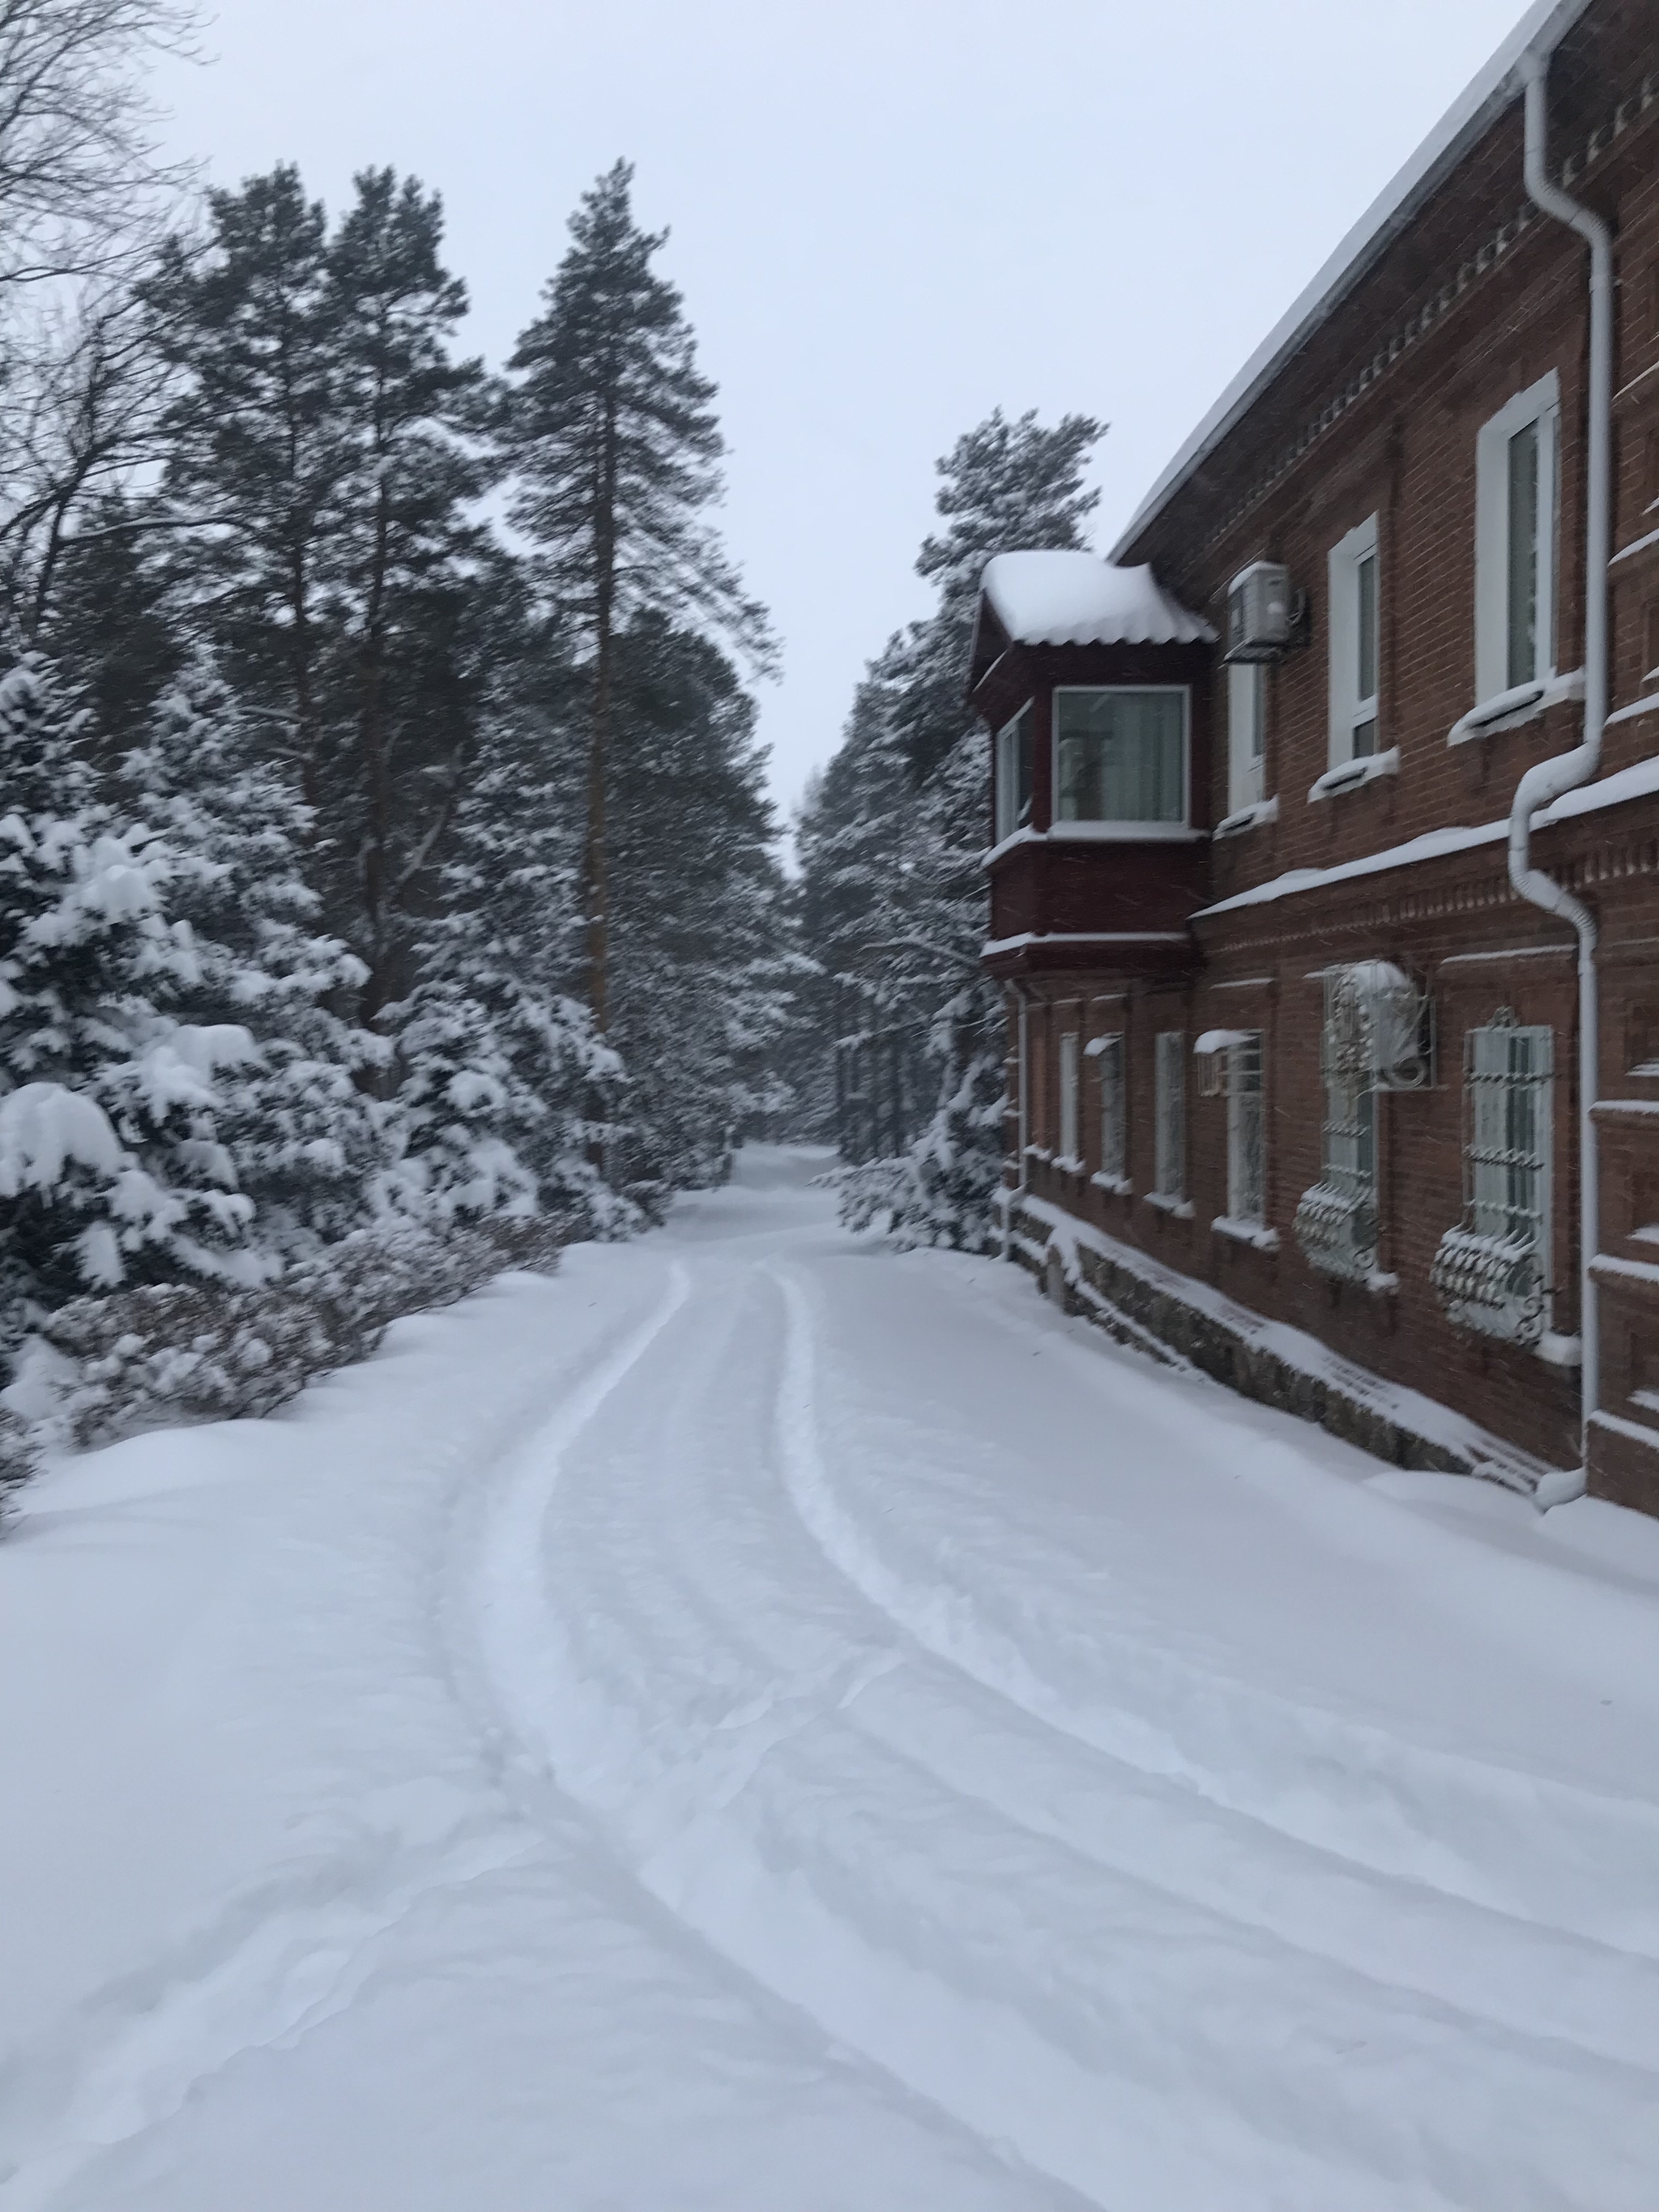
[[0, 0, 1107, 1461]]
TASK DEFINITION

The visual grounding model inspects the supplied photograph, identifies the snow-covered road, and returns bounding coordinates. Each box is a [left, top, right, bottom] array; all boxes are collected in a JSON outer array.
[[6, 1147, 1659, 2210]]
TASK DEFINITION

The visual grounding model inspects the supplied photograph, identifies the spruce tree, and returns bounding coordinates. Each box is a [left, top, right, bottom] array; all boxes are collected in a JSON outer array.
[[119, 657, 390, 1257], [0, 654, 256, 1330], [800, 408, 1104, 1245], [147, 164, 492, 1021], [505, 160, 772, 1034]]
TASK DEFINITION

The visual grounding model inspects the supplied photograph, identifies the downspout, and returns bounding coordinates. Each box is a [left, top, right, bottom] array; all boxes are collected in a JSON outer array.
[[1512, 43, 1612, 1490], [1003, 979, 1033, 1260]]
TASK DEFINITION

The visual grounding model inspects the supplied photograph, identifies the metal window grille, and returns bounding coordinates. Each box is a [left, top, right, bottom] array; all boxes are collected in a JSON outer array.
[[1226, 1034, 1266, 1225], [1431, 1012, 1553, 1342], [1467, 1015, 1550, 1247], [1095, 1034, 1127, 1182], [1294, 974, 1380, 1279], [1154, 1031, 1185, 1197], [1058, 1031, 1080, 1164]]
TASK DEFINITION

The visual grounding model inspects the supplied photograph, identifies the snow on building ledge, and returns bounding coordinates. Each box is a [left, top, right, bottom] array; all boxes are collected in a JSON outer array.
[[980, 552, 1215, 651], [1003, 1191, 1563, 1495]]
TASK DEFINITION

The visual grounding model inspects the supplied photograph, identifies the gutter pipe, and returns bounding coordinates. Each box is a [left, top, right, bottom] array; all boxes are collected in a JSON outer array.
[[1512, 42, 1613, 1484]]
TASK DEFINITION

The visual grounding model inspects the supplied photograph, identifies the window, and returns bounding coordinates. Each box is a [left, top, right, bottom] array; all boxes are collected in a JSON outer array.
[[1226, 1034, 1266, 1226], [994, 704, 1033, 843], [1475, 373, 1559, 702], [1057, 1030, 1080, 1165], [1054, 688, 1188, 826], [1093, 1034, 1127, 1184], [1226, 662, 1266, 813], [1430, 1012, 1553, 1343], [1327, 515, 1380, 765], [1293, 972, 1380, 1281], [1154, 1031, 1185, 1199]]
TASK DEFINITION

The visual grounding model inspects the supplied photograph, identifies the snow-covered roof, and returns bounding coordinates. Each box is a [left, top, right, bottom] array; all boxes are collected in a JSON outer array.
[[1109, 0, 1594, 562], [981, 552, 1214, 650]]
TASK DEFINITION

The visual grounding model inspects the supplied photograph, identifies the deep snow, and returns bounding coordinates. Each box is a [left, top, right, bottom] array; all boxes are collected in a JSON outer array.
[[5, 1146, 1659, 2210]]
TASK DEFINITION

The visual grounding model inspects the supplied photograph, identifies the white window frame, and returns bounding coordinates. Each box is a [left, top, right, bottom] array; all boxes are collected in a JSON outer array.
[[1226, 1034, 1266, 1226], [1090, 1033, 1128, 1187], [1226, 662, 1266, 815], [1057, 1029, 1081, 1166], [1051, 686, 1191, 836], [1326, 514, 1380, 769], [1474, 372, 1560, 703], [994, 702, 1033, 844], [1154, 1030, 1185, 1200]]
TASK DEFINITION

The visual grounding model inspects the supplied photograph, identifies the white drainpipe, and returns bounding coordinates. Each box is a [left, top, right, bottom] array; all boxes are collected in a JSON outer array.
[[1512, 42, 1612, 1485]]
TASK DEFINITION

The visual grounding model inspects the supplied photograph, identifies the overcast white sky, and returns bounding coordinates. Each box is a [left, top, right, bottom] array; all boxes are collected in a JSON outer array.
[[151, 0, 1531, 825]]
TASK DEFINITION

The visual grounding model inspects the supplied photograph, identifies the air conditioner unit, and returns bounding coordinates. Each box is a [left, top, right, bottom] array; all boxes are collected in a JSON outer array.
[[1225, 561, 1294, 663]]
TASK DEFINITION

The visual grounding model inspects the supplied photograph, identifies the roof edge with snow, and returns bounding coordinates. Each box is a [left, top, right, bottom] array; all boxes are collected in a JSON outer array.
[[979, 550, 1215, 653], [1107, 0, 1593, 565]]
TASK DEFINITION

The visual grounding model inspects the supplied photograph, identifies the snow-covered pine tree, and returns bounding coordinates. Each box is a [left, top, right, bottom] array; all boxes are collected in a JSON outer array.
[[147, 164, 492, 1025], [387, 629, 621, 1234], [800, 408, 1104, 1249], [603, 615, 799, 1192], [505, 160, 774, 1039], [118, 656, 390, 1259], [0, 654, 257, 1345]]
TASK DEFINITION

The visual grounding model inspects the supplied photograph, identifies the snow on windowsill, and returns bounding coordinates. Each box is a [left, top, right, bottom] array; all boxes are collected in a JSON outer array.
[[1592, 1097, 1659, 1119], [1366, 1269, 1401, 1297], [1023, 1144, 1053, 1163], [1047, 821, 1206, 845], [1090, 1170, 1132, 1196], [1610, 522, 1659, 567], [1051, 1154, 1085, 1175], [1537, 1331, 1583, 1368], [1447, 668, 1584, 746], [981, 825, 1043, 868], [1143, 1190, 1195, 1220], [1212, 1215, 1279, 1251], [1308, 748, 1399, 803], [1591, 1252, 1659, 1289], [1213, 795, 1278, 839], [1606, 688, 1659, 730], [1589, 1407, 1659, 1455]]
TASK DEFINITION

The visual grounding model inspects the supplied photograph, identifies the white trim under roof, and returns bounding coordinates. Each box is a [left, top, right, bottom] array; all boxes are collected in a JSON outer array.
[[1108, 0, 1593, 564]]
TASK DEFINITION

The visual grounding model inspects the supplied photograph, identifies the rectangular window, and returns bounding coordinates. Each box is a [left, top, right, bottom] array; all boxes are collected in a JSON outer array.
[[1058, 1030, 1080, 1165], [1094, 1034, 1127, 1183], [1294, 974, 1380, 1281], [1467, 1021, 1552, 1252], [1475, 373, 1559, 702], [1154, 1030, 1185, 1198], [1054, 688, 1188, 826], [1226, 662, 1266, 813], [994, 704, 1033, 843], [1226, 1034, 1266, 1225], [1431, 1016, 1554, 1342], [1327, 515, 1380, 765]]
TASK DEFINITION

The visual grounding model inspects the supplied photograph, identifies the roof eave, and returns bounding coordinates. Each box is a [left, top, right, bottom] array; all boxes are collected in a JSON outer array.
[[1107, 0, 1594, 565]]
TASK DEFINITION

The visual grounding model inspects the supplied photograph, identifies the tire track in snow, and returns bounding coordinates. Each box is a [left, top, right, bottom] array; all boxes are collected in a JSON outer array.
[[0, 1265, 684, 2212], [765, 1261, 1659, 1961]]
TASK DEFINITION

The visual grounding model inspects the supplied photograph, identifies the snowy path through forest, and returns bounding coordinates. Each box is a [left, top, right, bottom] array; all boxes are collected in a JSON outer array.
[[6, 1147, 1659, 2210]]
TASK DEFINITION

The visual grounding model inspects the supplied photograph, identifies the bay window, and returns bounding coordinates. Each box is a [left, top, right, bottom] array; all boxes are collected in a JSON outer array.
[[994, 703, 1033, 843], [1054, 688, 1188, 828]]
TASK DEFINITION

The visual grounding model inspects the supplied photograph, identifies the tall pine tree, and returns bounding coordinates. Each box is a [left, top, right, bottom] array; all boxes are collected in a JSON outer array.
[[505, 160, 772, 1035], [800, 407, 1104, 1247]]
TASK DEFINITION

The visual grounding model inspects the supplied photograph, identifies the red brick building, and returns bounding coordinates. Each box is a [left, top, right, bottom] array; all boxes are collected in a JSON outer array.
[[980, 0, 1659, 1511]]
